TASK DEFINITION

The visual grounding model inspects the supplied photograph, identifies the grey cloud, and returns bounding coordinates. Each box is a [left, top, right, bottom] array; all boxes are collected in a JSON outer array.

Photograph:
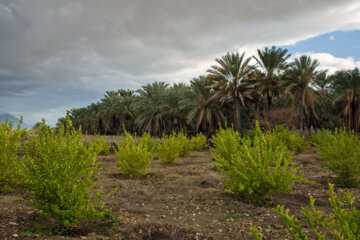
[[0, 0, 359, 125]]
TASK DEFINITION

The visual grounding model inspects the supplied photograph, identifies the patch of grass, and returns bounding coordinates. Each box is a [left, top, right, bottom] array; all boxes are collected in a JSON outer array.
[[13, 198, 25, 205], [231, 213, 245, 219], [23, 230, 49, 237]]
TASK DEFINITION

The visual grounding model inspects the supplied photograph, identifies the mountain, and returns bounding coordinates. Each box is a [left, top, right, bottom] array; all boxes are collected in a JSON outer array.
[[0, 113, 32, 129]]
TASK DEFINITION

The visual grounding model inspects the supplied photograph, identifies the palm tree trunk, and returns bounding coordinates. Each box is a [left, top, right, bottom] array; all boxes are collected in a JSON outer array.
[[266, 88, 272, 120], [299, 100, 304, 131], [234, 99, 241, 132]]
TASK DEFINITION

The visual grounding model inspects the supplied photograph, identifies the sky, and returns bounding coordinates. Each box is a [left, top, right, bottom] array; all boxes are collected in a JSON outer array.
[[0, 0, 360, 126]]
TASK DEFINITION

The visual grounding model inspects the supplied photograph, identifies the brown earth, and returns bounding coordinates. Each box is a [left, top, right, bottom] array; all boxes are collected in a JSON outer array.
[[1, 144, 359, 240]]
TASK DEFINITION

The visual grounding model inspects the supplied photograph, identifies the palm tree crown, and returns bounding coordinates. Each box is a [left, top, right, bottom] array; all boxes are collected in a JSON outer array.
[[283, 55, 325, 130], [207, 52, 255, 131], [332, 68, 360, 132], [254, 46, 290, 114]]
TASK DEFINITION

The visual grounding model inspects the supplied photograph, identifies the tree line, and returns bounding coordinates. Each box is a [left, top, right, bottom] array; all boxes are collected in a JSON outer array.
[[56, 46, 360, 136]]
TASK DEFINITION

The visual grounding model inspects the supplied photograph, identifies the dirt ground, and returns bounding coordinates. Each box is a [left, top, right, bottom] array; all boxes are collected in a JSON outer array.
[[1, 141, 359, 240]]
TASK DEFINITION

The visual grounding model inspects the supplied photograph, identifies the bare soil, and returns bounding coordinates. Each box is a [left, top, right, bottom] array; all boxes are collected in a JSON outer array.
[[1, 144, 359, 240]]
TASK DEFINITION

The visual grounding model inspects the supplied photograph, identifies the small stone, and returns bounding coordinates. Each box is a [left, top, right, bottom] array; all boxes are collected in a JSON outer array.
[[12, 234, 18, 238]]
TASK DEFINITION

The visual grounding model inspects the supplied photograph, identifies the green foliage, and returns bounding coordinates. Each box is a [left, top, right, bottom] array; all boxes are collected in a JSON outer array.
[[245, 124, 310, 153], [139, 132, 158, 153], [313, 128, 360, 187], [211, 126, 241, 171], [250, 227, 264, 240], [212, 123, 303, 203], [157, 133, 182, 164], [0, 118, 23, 193], [274, 183, 360, 240], [271, 125, 310, 153], [176, 132, 192, 156], [96, 136, 111, 155], [21, 118, 110, 227], [309, 130, 327, 147], [114, 131, 154, 178], [190, 133, 208, 150]]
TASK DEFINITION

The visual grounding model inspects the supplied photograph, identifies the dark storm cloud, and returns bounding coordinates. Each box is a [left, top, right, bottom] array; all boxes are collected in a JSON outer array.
[[0, 0, 359, 125]]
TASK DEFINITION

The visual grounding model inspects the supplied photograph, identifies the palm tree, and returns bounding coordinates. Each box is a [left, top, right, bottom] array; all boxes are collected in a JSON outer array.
[[118, 90, 136, 132], [207, 52, 255, 132], [99, 93, 122, 134], [254, 46, 290, 116], [163, 83, 190, 132], [181, 76, 226, 135], [283, 55, 325, 130], [331, 68, 360, 132], [133, 82, 169, 136]]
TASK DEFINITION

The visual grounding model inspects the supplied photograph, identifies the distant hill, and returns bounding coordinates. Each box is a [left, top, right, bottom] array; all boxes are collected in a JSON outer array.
[[0, 113, 32, 129]]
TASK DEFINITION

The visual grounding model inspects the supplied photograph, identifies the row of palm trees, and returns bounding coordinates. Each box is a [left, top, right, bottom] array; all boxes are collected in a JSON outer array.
[[57, 46, 360, 135]]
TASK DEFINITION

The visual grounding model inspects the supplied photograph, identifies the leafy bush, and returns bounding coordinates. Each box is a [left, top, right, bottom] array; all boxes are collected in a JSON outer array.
[[139, 132, 158, 153], [176, 132, 192, 157], [250, 227, 263, 240], [114, 131, 154, 178], [313, 128, 360, 187], [190, 133, 208, 150], [157, 133, 182, 164], [22, 118, 110, 227], [309, 129, 332, 147], [211, 127, 241, 171], [212, 124, 303, 203], [96, 136, 111, 155], [273, 183, 360, 239], [245, 124, 310, 153], [0, 118, 23, 193], [272, 125, 310, 153]]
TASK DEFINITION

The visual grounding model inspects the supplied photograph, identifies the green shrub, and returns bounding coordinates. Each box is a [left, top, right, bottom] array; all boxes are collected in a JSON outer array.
[[271, 125, 310, 153], [272, 183, 360, 239], [22, 118, 110, 227], [0, 118, 23, 193], [245, 124, 310, 153], [176, 132, 192, 157], [212, 124, 303, 203], [157, 133, 182, 164], [211, 127, 241, 171], [139, 132, 158, 153], [114, 131, 154, 178], [96, 136, 111, 155], [190, 133, 208, 150], [310, 129, 332, 147], [250, 227, 263, 240], [314, 128, 360, 187]]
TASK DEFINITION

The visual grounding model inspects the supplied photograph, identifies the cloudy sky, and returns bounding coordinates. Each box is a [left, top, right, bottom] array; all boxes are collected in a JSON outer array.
[[1, 0, 360, 126]]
